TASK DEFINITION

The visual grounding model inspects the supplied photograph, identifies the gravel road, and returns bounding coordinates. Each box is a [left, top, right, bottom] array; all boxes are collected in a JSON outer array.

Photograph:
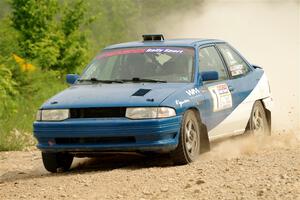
[[0, 132, 299, 200]]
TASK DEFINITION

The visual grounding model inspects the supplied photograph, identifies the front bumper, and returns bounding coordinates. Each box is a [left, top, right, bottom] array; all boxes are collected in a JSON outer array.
[[33, 116, 182, 153]]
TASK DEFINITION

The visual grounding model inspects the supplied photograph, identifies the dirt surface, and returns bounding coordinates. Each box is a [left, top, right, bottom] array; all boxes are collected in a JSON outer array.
[[0, 133, 299, 200]]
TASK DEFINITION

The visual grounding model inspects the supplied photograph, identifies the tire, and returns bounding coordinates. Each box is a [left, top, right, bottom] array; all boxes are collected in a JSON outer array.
[[170, 110, 202, 165], [249, 101, 270, 136], [42, 152, 74, 173]]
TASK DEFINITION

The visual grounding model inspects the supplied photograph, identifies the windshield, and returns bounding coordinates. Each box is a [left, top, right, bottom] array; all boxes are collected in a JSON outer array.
[[80, 47, 195, 83]]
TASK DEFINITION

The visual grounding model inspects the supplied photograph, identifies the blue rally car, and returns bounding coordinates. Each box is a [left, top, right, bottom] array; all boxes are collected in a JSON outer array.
[[34, 34, 273, 172]]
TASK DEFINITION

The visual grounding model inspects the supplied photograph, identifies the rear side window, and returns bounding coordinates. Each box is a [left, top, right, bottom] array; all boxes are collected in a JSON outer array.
[[217, 44, 250, 77], [199, 46, 228, 81]]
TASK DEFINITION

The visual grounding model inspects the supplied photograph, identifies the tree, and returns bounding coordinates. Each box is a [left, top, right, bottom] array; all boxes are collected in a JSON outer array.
[[86, 0, 139, 53], [10, 0, 90, 73]]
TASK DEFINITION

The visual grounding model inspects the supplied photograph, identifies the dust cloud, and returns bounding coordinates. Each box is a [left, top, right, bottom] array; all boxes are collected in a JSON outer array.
[[155, 0, 300, 132], [202, 133, 300, 160]]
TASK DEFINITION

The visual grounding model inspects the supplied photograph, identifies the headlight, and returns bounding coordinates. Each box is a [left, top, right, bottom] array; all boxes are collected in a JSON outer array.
[[126, 107, 176, 119], [36, 109, 69, 121]]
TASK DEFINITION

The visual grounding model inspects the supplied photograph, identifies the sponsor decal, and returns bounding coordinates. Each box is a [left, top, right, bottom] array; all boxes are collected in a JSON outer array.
[[186, 88, 200, 96], [145, 48, 184, 54], [175, 99, 190, 107], [97, 48, 188, 59], [208, 83, 232, 112], [230, 64, 245, 76]]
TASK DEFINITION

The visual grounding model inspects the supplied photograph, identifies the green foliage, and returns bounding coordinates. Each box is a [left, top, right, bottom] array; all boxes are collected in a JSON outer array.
[[10, 0, 90, 73], [0, 62, 18, 117], [87, 0, 140, 53], [11, 0, 58, 45], [0, 68, 67, 151], [0, 0, 203, 151], [0, 18, 20, 59], [0, 18, 20, 118], [61, 1, 86, 36], [57, 1, 90, 73], [0, 0, 11, 19]]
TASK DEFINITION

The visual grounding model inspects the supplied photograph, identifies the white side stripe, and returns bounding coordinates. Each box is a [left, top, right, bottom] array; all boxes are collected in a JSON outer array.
[[208, 73, 272, 139]]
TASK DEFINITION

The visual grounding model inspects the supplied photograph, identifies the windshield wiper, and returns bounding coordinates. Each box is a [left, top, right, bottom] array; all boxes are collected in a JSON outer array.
[[78, 77, 166, 83], [78, 78, 124, 83], [119, 77, 167, 83]]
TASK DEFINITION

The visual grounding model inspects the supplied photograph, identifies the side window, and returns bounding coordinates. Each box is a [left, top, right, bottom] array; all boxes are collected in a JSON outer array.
[[217, 44, 250, 77], [199, 46, 228, 81]]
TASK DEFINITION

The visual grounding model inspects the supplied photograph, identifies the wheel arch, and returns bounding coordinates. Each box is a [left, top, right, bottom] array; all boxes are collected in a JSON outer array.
[[247, 99, 272, 133], [185, 107, 210, 153]]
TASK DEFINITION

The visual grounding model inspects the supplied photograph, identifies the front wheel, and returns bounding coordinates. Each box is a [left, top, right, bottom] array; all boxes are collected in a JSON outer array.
[[42, 152, 74, 173], [249, 101, 270, 136], [170, 110, 201, 165]]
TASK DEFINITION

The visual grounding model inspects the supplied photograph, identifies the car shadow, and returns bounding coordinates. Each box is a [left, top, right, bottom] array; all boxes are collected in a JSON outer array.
[[72, 152, 174, 172], [0, 134, 249, 183], [0, 152, 174, 183]]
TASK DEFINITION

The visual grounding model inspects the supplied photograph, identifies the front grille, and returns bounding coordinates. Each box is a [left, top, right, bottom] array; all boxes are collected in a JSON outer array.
[[70, 107, 126, 118], [55, 137, 136, 145]]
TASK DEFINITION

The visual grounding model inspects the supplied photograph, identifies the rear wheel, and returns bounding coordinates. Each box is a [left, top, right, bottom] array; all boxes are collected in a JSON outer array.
[[249, 101, 270, 136], [42, 152, 74, 173], [170, 110, 202, 165]]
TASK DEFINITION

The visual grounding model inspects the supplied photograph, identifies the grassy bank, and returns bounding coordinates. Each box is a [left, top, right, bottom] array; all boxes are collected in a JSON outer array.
[[0, 71, 67, 151]]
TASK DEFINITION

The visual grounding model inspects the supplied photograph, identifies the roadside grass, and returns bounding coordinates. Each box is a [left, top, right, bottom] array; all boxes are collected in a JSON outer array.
[[0, 71, 67, 151]]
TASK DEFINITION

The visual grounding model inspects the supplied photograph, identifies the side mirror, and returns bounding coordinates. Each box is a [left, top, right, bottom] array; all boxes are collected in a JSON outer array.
[[200, 71, 219, 82], [66, 74, 80, 85]]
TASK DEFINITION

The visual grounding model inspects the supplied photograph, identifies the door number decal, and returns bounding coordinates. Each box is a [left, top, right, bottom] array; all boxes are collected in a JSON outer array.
[[208, 83, 232, 112]]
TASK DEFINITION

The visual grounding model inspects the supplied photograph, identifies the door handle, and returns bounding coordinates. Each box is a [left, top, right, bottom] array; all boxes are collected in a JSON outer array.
[[228, 85, 234, 92]]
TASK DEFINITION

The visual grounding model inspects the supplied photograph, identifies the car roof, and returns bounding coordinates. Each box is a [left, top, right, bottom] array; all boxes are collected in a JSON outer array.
[[104, 38, 225, 50]]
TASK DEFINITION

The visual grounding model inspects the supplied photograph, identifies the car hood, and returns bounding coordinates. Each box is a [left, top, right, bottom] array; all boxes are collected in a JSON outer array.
[[42, 83, 192, 109]]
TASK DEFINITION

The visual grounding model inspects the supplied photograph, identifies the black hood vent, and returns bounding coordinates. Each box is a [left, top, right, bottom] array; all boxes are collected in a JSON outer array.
[[132, 89, 151, 96]]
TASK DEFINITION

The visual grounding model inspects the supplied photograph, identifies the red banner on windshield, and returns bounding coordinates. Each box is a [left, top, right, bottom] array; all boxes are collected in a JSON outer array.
[[97, 49, 145, 59], [97, 47, 193, 59]]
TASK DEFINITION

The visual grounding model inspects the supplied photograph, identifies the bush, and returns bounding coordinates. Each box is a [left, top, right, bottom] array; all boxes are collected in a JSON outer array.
[[11, 0, 91, 73], [0, 69, 67, 151], [0, 0, 89, 151], [0, 62, 18, 118]]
